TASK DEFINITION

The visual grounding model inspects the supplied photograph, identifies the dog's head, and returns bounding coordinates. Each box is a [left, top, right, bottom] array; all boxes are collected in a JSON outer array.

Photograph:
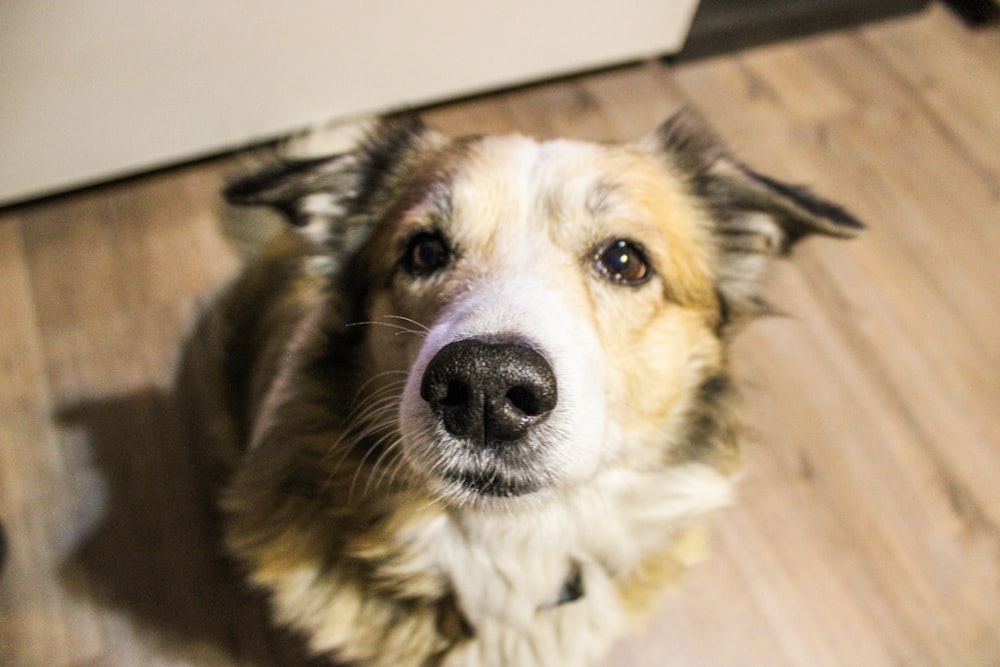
[[227, 113, 862, 508]]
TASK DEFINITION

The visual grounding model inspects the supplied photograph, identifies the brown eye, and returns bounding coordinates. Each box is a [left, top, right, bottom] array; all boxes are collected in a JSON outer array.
[[595, 239, 651, 285], [402, 231, 451, 275]]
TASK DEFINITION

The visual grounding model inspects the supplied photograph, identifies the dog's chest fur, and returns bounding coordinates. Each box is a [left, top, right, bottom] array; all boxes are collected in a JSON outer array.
[[380, 464, 731, 629]]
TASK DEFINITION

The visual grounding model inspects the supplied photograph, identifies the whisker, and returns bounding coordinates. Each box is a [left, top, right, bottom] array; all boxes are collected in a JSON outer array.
[[383, 440, 423, 493], [346, 320, 427, 338], [328, 379, 405, 446], [322, 370, 408, 473], [348, 429, 403, 502], [346, 393, 404, 430], [349, 372, 408, 409], [361, 436, 405, 496], [382, 454, 411, 493], [317, 394, 402, 492], [381, 314, 430, 332], [407, 433, 463, 512], [319, 404, 400, 481], [317, 396, 402, 470]]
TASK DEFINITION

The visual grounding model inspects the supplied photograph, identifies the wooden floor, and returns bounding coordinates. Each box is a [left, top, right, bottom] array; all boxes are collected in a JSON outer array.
[[2, 5, 999, 666]]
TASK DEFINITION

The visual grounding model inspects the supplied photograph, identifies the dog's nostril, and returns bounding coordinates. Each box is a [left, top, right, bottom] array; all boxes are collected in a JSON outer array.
[[505, 385, 542, 417]]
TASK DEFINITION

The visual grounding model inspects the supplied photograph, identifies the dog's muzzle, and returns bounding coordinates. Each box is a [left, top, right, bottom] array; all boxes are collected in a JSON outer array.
[[419, 338, 557, 448]]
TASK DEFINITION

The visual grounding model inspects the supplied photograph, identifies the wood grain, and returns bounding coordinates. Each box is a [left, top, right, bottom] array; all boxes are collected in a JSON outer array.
[[1, 5, 997, 666]]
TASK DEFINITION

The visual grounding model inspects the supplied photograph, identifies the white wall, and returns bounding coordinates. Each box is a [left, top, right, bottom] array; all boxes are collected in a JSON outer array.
[[0, 1, 700, 205]]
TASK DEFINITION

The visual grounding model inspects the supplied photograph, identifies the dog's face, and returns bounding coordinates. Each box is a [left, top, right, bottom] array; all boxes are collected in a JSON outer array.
[[361, 135, 725, 506], [226, 114, 862, 508]]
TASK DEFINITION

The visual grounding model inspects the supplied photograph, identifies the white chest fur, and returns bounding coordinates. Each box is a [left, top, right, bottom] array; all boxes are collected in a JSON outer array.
[[387, 463, 733, 667]]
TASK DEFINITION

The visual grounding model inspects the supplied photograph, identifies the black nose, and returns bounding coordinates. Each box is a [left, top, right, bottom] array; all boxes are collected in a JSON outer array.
[[420, 338, 557, 445]]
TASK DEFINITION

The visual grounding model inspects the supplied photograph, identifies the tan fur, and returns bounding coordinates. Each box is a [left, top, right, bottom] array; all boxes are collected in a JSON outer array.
[[185, 114, 862, 666], [616, 525, 710, 619]]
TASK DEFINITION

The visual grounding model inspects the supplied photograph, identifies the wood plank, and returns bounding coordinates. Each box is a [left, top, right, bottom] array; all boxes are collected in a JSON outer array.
[[426, 60, 689, 144], [864, 4, 1000, 189], [740, 265, 998, 665], [572, 61, 690, 140], [18, 163, 240, 401], [422, 91, 524, 137], [483, 74, 620, 141], [0, 216, 105, 666]]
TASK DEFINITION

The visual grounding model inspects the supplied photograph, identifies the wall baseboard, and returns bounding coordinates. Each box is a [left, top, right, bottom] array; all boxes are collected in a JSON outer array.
[[940, 0, 999, 24], [678, 0, 930, 61]]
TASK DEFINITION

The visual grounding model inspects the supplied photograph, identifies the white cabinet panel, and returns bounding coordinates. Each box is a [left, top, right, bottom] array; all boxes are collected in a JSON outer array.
[[0, 1, 700, 204]]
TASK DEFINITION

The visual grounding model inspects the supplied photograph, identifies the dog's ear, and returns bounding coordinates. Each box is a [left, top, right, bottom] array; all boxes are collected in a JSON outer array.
[[642, 111, 864, 319], [224, 114, 435, 248]]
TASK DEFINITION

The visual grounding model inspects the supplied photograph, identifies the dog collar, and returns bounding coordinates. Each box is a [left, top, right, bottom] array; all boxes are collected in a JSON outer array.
[[555, 564, 584, 606], [438, 564, 586, 643]]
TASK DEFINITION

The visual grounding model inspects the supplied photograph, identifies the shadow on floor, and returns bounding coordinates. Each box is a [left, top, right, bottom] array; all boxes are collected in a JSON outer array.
[[56, 386, 327, 666]]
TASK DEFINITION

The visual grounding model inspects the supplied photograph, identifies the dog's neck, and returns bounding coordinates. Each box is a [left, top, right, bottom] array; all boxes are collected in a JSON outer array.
[[381, 463, 732, 630]]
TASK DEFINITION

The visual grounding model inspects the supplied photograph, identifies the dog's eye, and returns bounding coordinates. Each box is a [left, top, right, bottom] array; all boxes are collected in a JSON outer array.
[[402, 231, 451, 275], [594, 239, 651, 285]]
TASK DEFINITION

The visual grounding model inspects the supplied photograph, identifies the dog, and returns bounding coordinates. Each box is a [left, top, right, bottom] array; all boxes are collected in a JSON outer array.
[[182, 112, 862, 667]]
